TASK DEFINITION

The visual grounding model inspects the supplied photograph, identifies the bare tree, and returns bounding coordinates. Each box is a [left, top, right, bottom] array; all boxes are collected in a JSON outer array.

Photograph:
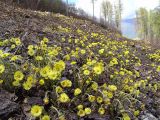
[[114, 0, 122, 30], [91, 0, 97, 19], [101, 0, 113, 24], [66, 0, 69, 16]]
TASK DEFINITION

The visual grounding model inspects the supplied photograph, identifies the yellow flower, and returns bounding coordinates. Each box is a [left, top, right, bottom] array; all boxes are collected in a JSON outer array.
[[107, 91, 113, 98], [40, 66, 50, 78], [14, 71, 24, 81], [97, 96, 103, 103], [35, 56, 43, 61], [108, 85, 117, 92], [60, 80, 72, 88], [0, 80, 3, 84], [23, 82, 32, 90], [83, 70, 90, 75], [43, 97, 49, 104], [80, 49, 86, 54], [122, 113, 131, 120], [11, 44, 16, 49], [91, 82, 98, 91], [43, 37, 49, 43], [12, 80, 20, 86], [98, 49, 104, 54], [58, 93, 70, 103], [48, 70, 58, 80], [77, 109, 85, 117], [15, 38, 21, 46], [1, 53, 10, 58], [98, 107, 105, 115], [28, 49, 35, 56], [109, 58, 118, 66], [55, 86, 63, 93], [119, 71, 125, 76], [84, 108, 92, 115], [31, 105, 43, 117], [42, 115, 50, 120], [134, 110, 140, 116], [71, 61, 77, 65], [74, 88, 82, 96], [28, 45, 34, 50], [77, 104, 83, 110], [156, 66, 160, 72], [48, 49, 58, 56], [88, 95, 96, 102], [93, 63, 104, 75], [39, 79, 45, 85], [10, 55, 19, 61], [64, 54, 70, 61], [27, 75, 35, 83], [0, 64, 5, 73], [54, 60, 66, 72], [124, 50, 129, 56]]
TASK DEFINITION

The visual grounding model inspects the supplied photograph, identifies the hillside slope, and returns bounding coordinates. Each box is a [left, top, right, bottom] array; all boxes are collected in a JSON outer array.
[[0, 1, 159, 120]]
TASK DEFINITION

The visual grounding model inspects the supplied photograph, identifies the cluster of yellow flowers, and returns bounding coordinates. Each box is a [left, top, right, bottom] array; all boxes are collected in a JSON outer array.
[[0, 23, 159, 120]]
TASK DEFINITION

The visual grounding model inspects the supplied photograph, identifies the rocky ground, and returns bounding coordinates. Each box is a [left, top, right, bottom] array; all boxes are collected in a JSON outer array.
[[0, 1, 159, 120]]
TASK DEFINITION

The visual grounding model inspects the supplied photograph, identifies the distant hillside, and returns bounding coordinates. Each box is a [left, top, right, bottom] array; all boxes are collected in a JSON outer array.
[[122, 18, 136, 23], [0, 1, 159, 120]]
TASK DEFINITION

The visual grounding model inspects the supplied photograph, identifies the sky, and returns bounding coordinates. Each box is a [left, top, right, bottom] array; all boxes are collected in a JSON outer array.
[[67, 0, 160, 19]]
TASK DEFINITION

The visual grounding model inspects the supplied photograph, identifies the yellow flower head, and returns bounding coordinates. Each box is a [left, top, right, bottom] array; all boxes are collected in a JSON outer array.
[[54, 60, 66, 72], [74, 88, 82, 96], [55, 86, 63, 93], [91, 82, 98, 91], [43, 37, 49, 43], [0, 80, 4, 84], [23, 82, 32, 90], [77, 109, 85, 117], [99, 49, 104, 54], [0, 64, 5, 73], [107, 91, 113, 98], [14, 71, 24, 81], [40, 66, 51, 78], [88, 95, 96, 102], [12, 80, 20, 87], [31, 105, 43, 117], [43, 97, 49, 105], [58, 93, 70, 103], [28, 49, 35, 56], [14, 38, 21, 46], [156, 66, 160, 72], [98, 107, 105, 115], [108, 85, 117, 92], [28, 45, 34, 50], [35, 56, 43, 61], [80, 49, 86, 54], [48, 70, 58, 80], [42, 115, 50, 120], [93, 63, 104, 75], [122, 113, 131, 120], [39, 79, 45, 85], [97, 96, 103, 103], [60, 79, 72, 88], [134, 110, 140, 116], [84, 108, 92, 115], [83, 70, 90, 75], [77, 104, 83, 110]]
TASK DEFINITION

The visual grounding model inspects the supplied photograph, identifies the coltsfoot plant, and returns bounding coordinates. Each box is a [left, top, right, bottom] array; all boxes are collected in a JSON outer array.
[[0, 33, 159, 120]]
